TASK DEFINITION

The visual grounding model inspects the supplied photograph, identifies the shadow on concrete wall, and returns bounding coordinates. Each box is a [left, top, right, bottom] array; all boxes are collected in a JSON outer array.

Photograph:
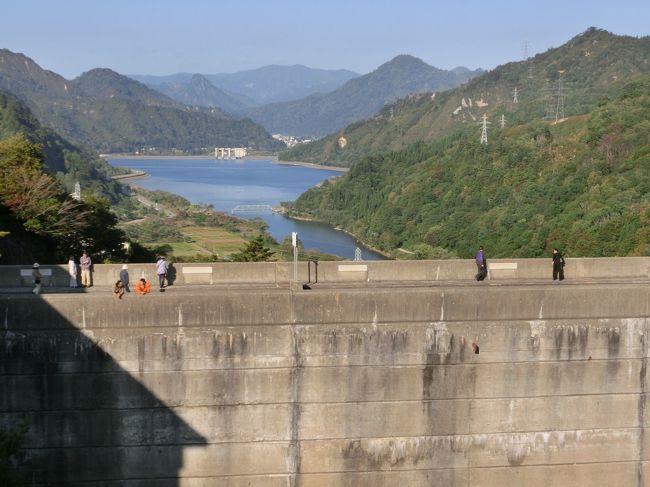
[[0, 294, 206, 484]]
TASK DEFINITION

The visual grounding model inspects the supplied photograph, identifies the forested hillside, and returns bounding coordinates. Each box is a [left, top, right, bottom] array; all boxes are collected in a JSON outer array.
[[0, 50, 283, 153], [281, 28, 650, 166], [287, 79, 650, 258], [0, 90, 122, 199]]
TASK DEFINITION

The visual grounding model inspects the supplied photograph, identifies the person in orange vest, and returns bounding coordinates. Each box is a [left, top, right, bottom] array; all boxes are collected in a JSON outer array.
[[135, 278, 151, 295]]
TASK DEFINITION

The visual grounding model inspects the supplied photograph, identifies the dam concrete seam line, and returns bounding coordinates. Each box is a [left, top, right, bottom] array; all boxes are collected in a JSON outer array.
[[3, 356, 646, 376], [32, 459, 650, 483], [14, 314, 650, 330], [18, 425, 646, 447], [5, 392, 649, 413]]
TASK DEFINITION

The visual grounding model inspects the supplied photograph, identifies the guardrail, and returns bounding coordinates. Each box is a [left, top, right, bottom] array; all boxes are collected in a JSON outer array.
[[1, 257, 648, 288]]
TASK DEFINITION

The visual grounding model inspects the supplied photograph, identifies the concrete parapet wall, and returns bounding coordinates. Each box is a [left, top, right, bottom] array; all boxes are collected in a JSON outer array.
[[2, 256, 649, 287], [1, 277, 649, 485]]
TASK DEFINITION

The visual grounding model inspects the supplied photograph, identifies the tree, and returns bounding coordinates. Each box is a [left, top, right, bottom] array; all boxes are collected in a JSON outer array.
[[0, 419, 28, 486], [0, 134, 88, 238], [229, 235, 274, 262], [0, 134, 130, 263]]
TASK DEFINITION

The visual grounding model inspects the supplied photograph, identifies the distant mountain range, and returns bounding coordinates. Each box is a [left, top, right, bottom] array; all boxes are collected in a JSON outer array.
[[240, 55, 482, 137], [0, 49, 283, 153], [130, 65, 360, 105], [281, 28, 650, 166], [136, 57, 481, 138], [153, 74, 257, 114]]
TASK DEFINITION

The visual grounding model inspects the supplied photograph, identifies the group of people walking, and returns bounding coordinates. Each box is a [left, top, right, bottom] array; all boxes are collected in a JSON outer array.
[[474, 246, 566, 282]]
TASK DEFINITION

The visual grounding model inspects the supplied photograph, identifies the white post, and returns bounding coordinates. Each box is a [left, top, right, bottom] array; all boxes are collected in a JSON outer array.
[[292, 232, 298, 282]]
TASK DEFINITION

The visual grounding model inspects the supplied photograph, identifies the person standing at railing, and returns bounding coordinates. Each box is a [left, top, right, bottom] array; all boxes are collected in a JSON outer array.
[[475, 246, 487, 281], [156, 256, 169, 290], [120, 264, 130, 293], [32, 263, 43, 295], [552, 248, 566, 282], [80, 251, 93, 287]]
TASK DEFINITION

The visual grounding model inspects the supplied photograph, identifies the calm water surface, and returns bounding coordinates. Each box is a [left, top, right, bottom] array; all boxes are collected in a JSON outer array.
[[109, 157, 385, 260]]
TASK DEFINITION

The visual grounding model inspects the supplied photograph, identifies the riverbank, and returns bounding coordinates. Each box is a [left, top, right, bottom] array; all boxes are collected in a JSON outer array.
[[103, 153, 349, 172], [110, 169, 148, 182], [273, 158, 349, 172], [287, 214, 393, 259]]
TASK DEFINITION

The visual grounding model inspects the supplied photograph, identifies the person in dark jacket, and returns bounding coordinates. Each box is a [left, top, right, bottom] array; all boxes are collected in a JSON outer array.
[[475, 246, 487, 281], [552, 248, 566, 281], [120, 264, 130, 293]]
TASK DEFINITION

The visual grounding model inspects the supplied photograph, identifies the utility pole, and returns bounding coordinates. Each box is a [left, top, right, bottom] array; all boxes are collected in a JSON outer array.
[[499, 114, 506, 128], [479, 113, 490, 145], [512, 87, 519, 103], [554, 70, 566, 122]]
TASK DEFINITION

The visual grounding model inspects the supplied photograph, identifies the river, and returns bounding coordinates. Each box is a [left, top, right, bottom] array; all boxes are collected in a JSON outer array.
[[108, 157, 386, 260]]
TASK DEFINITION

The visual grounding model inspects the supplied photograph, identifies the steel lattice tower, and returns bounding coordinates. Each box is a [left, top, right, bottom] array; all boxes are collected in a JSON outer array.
[[479, 113, 490, 144]]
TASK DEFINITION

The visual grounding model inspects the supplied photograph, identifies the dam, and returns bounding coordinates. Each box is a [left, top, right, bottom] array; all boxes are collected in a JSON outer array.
[[1, 257, 649, 486]]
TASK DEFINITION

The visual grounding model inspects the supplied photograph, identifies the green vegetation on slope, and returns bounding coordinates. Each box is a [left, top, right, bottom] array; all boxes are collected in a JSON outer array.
[[0, 134, 128, 264], [0, 50, 283, 153], [281, 28, 650, 166], [286, 79, 650, 258], [0, 90, 123, 199]]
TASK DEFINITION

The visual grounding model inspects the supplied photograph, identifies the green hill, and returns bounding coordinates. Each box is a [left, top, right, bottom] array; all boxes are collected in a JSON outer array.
[[281, 28, 650, 166], [286, 78, 650, 258], [0, 89, 122, 199], [0, 50, 283, 153]]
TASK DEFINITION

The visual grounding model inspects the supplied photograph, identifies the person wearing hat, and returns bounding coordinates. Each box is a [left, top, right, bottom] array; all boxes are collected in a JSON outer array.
[[32, 263, 43, 295], [119, 264, 130, 293]]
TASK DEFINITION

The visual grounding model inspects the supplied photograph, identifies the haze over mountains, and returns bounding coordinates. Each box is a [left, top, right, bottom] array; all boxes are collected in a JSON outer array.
[[135, 57, 482, 137], [240, 56, 482, 137], [130, 65, 360, 105]]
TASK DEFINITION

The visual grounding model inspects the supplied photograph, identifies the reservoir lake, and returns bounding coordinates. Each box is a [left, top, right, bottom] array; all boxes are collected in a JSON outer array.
[[109, 157, 386, 260]]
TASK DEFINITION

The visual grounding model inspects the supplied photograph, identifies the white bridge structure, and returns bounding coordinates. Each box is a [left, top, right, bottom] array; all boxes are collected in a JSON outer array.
[[215, 147, 247, 159], [231, 204, 274, 214]]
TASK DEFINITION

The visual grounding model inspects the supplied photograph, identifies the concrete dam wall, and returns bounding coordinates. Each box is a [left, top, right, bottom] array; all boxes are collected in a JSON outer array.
[[1, 261, 649, 485]]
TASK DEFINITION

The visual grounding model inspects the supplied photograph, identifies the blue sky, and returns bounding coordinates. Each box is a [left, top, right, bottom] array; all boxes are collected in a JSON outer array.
[[2, 0, 649, 78]]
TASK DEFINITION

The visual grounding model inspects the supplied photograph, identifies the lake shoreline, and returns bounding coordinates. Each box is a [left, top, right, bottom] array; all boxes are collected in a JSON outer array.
[[107, 157, 385, 260], [104, 154, 348, 172], [287, 214, 393, 259]]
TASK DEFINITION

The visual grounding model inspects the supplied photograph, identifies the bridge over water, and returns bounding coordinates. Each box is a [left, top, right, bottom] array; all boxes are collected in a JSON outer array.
[[231, 204, 275, 213], [2, 257, 649, 486]]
